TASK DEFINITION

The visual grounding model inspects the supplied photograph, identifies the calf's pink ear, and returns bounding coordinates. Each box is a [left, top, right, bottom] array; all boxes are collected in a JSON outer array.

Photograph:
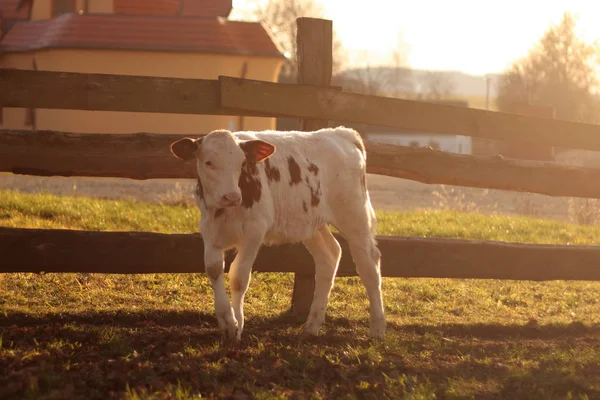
[[170, 137, 202, 161], [240, 140, 276, 163]]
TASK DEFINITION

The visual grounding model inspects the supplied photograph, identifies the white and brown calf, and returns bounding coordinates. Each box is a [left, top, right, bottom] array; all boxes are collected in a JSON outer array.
[[170, 127, 385, 341]]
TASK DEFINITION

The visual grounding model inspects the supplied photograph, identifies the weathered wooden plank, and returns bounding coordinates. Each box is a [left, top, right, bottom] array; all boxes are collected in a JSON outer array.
[[0, 130, 198, 180], [0, 69, 270, 116], [290, 17, 334, 316], [364, 141, 600, 199], [0, 228, 312, 274], [3, 227, 600, 281], [3, 129, 600, 200], [219, 76, 600, 152]]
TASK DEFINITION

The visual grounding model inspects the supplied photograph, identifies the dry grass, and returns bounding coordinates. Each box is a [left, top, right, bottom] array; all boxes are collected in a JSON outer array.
[[568, 198, 600, 226]]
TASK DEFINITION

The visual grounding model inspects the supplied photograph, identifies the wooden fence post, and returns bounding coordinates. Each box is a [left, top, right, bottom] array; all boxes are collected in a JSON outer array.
[[290, 17, 333, 318]]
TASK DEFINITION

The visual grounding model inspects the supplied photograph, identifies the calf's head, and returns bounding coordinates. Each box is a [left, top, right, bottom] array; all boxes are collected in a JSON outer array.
[[170, 130, 275, 209]]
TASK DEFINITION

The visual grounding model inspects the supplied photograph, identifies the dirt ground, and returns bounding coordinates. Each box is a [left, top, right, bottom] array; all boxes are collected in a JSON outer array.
[[0, 173, 582, 223]]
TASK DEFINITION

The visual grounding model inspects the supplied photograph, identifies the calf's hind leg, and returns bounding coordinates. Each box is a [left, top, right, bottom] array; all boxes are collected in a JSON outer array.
[[302, 224, 342, 336], [331, 206, 386, 339]]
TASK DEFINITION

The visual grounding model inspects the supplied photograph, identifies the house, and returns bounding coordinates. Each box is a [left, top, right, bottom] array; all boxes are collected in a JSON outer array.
[[343, 99, 473, 155], [0, 0, 285, 134], [367, 127, 472, 155]]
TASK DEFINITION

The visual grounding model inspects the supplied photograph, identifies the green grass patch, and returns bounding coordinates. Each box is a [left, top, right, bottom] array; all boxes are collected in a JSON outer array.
[[3, 189, 600, 245], [1, 189, 600, 399], [0, 189, 198, 232]]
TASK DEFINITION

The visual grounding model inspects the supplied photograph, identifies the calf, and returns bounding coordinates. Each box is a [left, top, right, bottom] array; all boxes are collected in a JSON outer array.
[[170, 127, 385, 341]]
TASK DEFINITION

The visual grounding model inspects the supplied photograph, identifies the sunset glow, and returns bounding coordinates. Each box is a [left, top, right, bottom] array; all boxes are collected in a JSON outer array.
[[233, 0, 600, 75]]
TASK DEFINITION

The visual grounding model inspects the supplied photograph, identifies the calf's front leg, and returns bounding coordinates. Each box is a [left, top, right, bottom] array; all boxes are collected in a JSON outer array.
[[204, 242, 238, 341], [228, 233, 264, 341]]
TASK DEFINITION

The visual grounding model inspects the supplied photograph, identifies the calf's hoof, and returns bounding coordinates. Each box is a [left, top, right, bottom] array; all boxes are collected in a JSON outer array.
[[217, 315, 240, 343], [221, 322, 240, 342], [301, 320, 322, 338], [369, 320, 386, 340]]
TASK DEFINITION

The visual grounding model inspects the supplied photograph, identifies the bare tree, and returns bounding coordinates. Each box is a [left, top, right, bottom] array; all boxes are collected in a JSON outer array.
[[421, 71, 456, 100], [496, 12, 600, 123], [337, 50, 387, 95], [336, 33, 413, 96], [247, 0, 346, 81]]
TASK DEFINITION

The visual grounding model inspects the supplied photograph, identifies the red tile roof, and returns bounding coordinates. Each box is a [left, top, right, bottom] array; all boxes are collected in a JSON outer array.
[[0, 0, 30, 20], [181, 0, 231, 17], [113, 0, 232, 17], [0, 13, 283, 58], [114, 0, 180, 16], [0, 0, 231, 19]]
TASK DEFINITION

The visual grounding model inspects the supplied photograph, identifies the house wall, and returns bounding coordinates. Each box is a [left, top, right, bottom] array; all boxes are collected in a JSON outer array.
[[30, 0, 52, 19], [87, 0, 114, 13], [367, 132, 472, 155], [1, 49, 283, 134]]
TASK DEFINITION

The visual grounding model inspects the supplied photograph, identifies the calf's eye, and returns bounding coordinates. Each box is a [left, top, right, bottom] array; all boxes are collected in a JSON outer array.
[[205, 161, 212, 167]]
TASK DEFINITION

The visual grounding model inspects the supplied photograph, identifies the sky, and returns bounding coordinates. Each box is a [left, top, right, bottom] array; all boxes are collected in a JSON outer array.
[[231, 0, 600, 76]]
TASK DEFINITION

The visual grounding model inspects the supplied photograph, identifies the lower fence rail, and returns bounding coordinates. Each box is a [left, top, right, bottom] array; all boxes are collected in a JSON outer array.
[[2, 227, 600, 281]]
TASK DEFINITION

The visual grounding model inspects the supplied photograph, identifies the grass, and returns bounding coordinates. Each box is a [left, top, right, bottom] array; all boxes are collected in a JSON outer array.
[[1, 189, 600, 399]]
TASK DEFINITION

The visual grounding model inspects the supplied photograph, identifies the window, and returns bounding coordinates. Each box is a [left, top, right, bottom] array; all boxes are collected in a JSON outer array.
[[53, 0, 75, 17], [25, 108, 35, 128]]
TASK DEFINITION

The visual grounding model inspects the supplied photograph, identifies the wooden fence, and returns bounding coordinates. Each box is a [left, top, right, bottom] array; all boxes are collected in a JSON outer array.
[[2, 18, 600, 314]]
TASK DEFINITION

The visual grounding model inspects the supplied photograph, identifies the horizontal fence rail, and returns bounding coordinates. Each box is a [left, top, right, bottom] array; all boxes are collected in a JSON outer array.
[[364, 141, 600, 199], [219, 76, 600, 151], [0, 69, 271, 117], [3, 129, 600, 198], [3, 227, 600, 281], [4, 70, 600, 151], [0, 130, 198, 180]]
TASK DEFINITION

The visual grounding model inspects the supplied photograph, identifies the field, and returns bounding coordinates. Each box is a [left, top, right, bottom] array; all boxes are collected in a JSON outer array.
[[0, 172, 584, 223], [1, 189, 600, 399]]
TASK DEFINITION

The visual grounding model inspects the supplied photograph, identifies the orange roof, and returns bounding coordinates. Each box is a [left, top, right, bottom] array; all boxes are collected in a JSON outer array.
[[113, 0, 232, 17], [0, 0, 30, 20], [0, 13, 283, 58], [181, 0, 231, 17], [114, 0, 181, 16]]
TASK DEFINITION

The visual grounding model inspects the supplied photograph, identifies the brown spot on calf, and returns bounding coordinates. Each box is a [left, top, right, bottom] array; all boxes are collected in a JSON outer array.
[[310, 181, 322, 207], [264, 158, 281, 182], [288, 156, 302, 186], [239, 161, 262, 208]]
